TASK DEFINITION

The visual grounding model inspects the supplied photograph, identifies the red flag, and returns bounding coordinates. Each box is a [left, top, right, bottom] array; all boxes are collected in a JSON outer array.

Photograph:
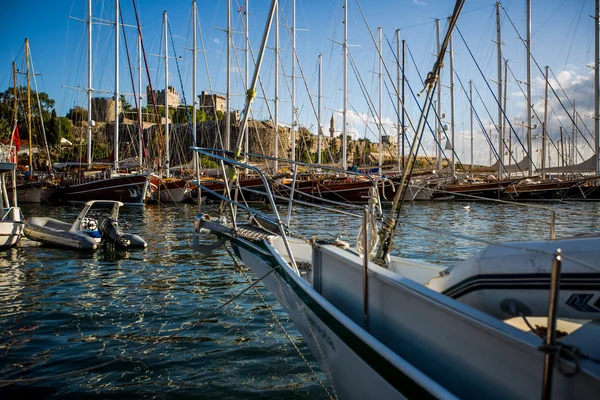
[[11, 125, 20, 152]]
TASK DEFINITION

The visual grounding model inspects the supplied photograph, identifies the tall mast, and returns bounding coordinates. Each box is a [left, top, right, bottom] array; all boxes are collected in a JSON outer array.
[[25, 38, 33, 175], [495, 1, 502, 179], [317, 53, 322, 165], [504, 59, 510, 178], [560, 126, 564, 168], [192, 0, 198, 176], [449, 30, 456, 175], [378, 26, 382, 175], [526, 0, 532, 176], [543, 65, 549, 178], [595, 0, 599, 175], [12, 61, 18, 205], [291, 0, 296, 162], [225, 0, 231, 151], [164, 10, 170, 178], [138, 32, 143, 167], [402, 39, 406, 169], [12, 62, 17, 130], [435, 19, 442, 172], [87, 0, 93, 168], [342, 0, 348, 170], [274, 1, 279, 171], [245, 0, 249, 159], [114, 0, 120, 172], [573, 100, 577, 164], [470, 80, 473, 175], [396, 29, 401, 171]]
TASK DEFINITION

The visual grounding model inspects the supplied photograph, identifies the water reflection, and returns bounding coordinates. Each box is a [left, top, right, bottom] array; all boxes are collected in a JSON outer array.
[[2, 201, 598, 398]]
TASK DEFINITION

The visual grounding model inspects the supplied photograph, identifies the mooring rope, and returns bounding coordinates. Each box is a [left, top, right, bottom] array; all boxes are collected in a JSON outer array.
[[223, 243, 337, 400]]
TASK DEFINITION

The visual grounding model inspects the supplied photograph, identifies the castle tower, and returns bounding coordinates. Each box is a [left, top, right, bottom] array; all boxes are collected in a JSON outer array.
[[329, 114, 335, 138]]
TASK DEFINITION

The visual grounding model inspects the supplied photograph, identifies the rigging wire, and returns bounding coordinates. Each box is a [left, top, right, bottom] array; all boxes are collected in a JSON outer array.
[[223, 242, 337, 399]]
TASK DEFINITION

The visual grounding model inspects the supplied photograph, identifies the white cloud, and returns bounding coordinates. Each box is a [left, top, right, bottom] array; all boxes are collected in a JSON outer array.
[[412, 0, 426, 6]]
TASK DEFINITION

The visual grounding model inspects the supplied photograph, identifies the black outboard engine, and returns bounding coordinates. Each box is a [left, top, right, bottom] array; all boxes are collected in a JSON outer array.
[[98, 216, 131, 250]]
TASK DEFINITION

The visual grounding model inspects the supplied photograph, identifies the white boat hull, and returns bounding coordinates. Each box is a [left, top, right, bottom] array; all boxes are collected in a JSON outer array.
[[230, 240, 456, 400], [0, 208, 23, 247], [221, 231, 600, 400]]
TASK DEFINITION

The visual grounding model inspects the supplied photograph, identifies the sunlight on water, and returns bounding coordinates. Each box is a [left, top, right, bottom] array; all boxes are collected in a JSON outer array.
[[1, 201, 599, 398]]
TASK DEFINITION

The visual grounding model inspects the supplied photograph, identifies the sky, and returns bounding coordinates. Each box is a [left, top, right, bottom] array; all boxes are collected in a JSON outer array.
[[0, 0, 597, 167]]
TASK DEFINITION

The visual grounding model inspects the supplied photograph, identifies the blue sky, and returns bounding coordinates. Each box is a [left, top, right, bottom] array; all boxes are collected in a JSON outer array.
[[0, 0, 597, 166]]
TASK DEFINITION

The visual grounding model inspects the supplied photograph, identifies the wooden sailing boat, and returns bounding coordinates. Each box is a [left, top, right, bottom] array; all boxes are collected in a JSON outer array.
[[58, 0, 151, 206], [149, 10, 191, 204]]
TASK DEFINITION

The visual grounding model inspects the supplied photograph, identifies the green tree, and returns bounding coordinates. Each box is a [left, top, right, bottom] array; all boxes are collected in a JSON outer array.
[[0, 86, 55, 140], [119, 94, 133, 112]]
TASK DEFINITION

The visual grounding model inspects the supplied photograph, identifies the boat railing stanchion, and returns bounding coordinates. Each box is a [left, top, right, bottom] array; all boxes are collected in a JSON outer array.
[[550, 210, 556, 240], [363, 205, 369, 332], [541, 248, 562, 400]]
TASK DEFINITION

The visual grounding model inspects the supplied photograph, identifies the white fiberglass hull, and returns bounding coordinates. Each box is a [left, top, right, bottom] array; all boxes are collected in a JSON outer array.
[[226, 233, 600, 400], [0, 208, 23, 247], [231, 241, 456, 400]]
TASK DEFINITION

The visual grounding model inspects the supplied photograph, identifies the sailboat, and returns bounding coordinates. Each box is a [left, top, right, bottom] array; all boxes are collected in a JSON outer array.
[[148, 10, 192, 204], [6, 39, 59, 205], [57, 0, 151, 206], [190, 0, 600, 398]]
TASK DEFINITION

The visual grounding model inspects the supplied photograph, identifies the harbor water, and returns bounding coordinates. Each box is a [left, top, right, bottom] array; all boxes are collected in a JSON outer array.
[[1, 201, 599, 398]]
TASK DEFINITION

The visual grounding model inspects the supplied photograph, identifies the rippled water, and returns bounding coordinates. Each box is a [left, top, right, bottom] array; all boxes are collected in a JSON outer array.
[[1, 200, 599, 398]]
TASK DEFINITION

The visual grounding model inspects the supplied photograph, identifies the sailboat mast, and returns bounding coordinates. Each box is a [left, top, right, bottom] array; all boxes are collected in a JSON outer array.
[[496, 1, 502, 179], [435, 19, 442, 172], [274, 1, 279, 171], [138, 32, 143, 167], [378, 26, 382, 175], [470, 80, 473, 175], [244, 0, 249, 159], [12, 62, 17, 132], [164, 10, 170, 178], [504, 59, 510, 178], [449, 30, 456, 175], [396, 29, 401, 171], [26, 38, 32, 175], [12, 61, 18, 205], [114, 0, 120, 172], [88, 0, 93, 168], [342, 0, 348, 170], [573, 100, 577, 164], [317, 53, 322, 165], [193, 0, 198, 176], [226, 0, 231, 151], [291, 0, 296, 162], [233, 0, 278, 154], [595, 0, 599, 176], [402, 39, 405, 169], [542, 65, 549, 178], [526, 0, 532, 176]]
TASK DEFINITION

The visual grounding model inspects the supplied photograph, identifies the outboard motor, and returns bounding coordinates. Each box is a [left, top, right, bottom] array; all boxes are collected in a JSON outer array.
[[98, 216, 131, 250]]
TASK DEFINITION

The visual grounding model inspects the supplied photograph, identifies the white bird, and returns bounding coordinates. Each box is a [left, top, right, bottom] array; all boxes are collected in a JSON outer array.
[[463, 205, 471, 211]]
